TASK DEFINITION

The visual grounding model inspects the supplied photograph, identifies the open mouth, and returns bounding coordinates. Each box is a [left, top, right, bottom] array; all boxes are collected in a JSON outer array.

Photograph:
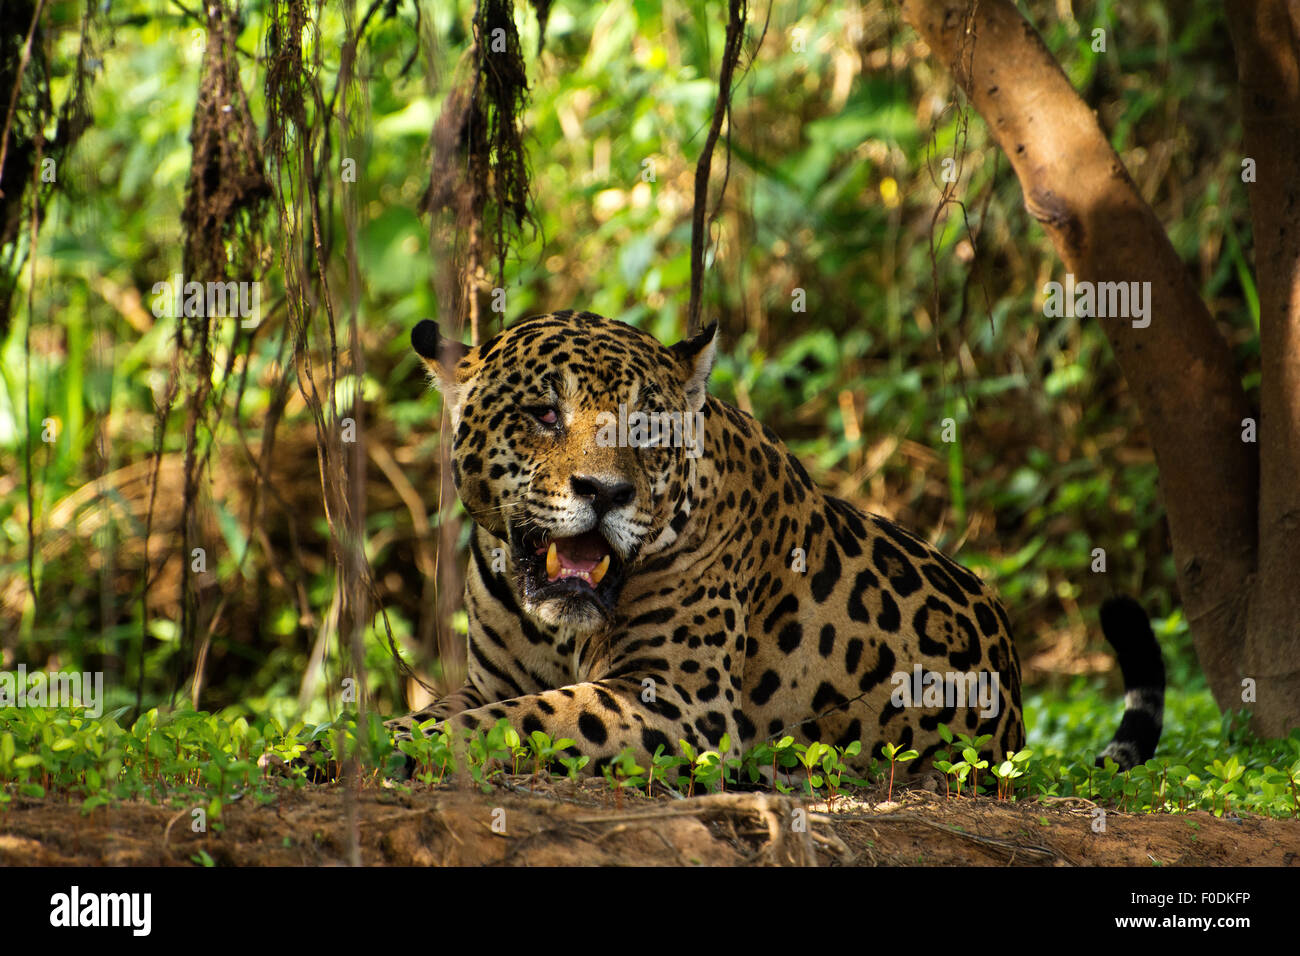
[[516, 528, 623, 609]]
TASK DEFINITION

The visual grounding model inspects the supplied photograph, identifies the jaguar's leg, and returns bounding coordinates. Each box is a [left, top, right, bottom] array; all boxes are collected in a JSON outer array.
[[443, 676, 745, 778], [384, 682, 487, 741]]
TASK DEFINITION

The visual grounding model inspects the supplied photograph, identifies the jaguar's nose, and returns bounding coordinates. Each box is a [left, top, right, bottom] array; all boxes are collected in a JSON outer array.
[[570, 475, 635, 517]]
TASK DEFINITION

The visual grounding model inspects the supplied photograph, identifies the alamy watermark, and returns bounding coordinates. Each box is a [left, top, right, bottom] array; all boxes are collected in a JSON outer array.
[[1042, 273, 1151, 328], [889, 665, 1000, 718], [0, 666, 103, 718], [150, 273, 262, 329], [595, 403, 705, 459], [50, 886, 151, 936]]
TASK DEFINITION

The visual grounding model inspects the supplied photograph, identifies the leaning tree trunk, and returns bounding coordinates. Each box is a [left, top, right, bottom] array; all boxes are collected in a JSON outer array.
[[897, 0, 1300, 736]]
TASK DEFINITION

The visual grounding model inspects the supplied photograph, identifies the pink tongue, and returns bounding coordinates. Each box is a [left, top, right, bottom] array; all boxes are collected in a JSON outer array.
[[537, 532, 608, 572], [558, 550, 599, 572]]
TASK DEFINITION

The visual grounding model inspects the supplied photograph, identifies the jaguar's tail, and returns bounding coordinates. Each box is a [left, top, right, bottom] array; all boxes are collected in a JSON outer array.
[[1094, 596, 1165, 771]]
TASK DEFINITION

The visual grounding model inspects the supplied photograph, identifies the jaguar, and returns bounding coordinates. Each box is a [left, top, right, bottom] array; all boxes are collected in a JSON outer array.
[[389, 310, 1165, 780]]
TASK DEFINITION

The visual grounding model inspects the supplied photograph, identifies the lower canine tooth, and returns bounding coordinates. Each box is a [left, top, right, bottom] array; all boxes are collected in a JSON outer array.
[[546, 542, 559, 580], [590, 554, 611, 585]]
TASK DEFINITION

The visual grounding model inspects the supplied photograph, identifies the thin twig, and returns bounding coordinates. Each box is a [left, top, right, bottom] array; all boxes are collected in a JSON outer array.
[[687, 0, 747, 335]]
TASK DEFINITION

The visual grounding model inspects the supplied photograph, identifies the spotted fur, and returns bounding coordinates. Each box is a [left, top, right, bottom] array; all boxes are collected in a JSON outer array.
[[391, 310, 1160, 777]]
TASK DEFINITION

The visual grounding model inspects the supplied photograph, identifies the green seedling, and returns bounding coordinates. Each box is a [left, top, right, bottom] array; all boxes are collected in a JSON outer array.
[[881, 742, 918, 802], [991, 748, 1032, 801]]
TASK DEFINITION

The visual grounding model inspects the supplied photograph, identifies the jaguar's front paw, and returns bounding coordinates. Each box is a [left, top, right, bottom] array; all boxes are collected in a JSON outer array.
[[384, 712, 460, 781], [384, 715, 419, 743], [384, 706, 453, 741]]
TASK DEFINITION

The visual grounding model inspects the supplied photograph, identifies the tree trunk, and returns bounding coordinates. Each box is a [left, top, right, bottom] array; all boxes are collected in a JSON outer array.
[[1224, 0, 1300, 735], [898, 0, 1300, 734]]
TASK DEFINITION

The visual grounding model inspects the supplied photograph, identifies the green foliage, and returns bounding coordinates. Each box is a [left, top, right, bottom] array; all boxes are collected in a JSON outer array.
[[1, 707, 1296, 819], [0, 704, 318, 810]]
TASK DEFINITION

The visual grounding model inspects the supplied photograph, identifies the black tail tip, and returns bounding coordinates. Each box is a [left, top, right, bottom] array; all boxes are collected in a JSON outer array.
[[1095, 595, 1165, 770]]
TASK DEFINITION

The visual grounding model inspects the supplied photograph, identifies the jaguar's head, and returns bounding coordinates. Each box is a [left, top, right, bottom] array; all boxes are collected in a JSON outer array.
[[412, 310, 716, 632]]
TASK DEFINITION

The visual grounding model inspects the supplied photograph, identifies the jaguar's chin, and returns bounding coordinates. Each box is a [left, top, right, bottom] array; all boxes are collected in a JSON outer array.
[[512, 526, 625, 630]]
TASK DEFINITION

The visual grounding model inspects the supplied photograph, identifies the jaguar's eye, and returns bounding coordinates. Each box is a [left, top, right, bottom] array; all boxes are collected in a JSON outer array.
[[524, 405, 559, 426]]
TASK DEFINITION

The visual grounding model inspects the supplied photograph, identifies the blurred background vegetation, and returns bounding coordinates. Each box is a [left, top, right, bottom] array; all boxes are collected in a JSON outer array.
[[0, 0, 1258, 750]]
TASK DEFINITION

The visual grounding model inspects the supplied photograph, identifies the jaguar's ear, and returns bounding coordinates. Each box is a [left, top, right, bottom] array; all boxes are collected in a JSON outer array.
[[412, 319, 471, 396], [669, 321, 718, 413]]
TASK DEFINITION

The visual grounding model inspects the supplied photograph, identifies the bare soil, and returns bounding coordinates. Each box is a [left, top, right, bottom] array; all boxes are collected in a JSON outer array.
[[2, 778, 1297, 867]]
